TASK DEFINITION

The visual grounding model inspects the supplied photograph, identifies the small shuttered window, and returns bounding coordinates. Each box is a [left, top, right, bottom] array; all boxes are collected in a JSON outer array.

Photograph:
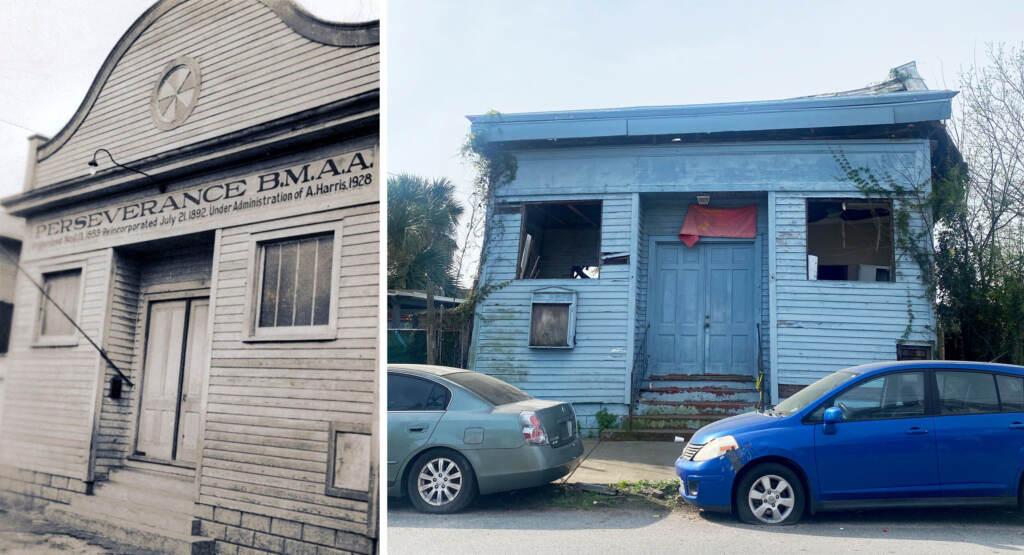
[[257, 233, 333, 328], [39, 269, 81, 338]]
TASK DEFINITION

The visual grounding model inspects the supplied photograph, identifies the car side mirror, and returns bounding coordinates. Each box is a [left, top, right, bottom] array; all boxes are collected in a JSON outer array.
[[823, 406, 843, 434]]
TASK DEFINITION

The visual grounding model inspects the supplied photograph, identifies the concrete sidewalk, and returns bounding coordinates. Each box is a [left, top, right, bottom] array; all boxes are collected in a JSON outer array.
[[565, 439, 682, 485]]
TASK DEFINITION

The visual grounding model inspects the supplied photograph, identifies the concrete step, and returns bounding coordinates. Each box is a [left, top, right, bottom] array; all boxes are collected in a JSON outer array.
[[601, 428, 698, 442], [623, 413, 731, 431], [93, 478, 196, 517], [637, 399, 756, 416], [647, 373, 756, 383], [639, 385, 759, 403], [67, 490, 197, 535], [45, 503, 214, 555], [123, 458, 196, 479], [104, 467, 194, 498]]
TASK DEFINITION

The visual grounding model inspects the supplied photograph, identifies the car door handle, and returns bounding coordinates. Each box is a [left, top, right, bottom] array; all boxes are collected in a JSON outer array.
[[1010, 422, 1024, 430], [408, 426, 427, 433], [905, 427, 929, 435]]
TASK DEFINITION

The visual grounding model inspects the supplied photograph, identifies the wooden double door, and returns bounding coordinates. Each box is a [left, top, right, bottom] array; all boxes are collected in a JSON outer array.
[[650, 241, 757, 375], [136, 298, 209, 464]]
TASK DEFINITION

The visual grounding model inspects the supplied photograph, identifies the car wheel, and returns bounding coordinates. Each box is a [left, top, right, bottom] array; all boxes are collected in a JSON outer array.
[[735, 463, 805, 525], [407, 450, 477, 514]]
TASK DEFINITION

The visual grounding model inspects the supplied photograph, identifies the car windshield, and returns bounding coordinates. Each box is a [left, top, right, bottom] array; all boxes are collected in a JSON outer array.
[[444, 371, 532, 406], [773, 371, 858, 416]]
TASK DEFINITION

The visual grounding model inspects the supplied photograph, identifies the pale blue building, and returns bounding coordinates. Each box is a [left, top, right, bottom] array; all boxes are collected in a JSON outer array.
[[466, 63, 959, 435]]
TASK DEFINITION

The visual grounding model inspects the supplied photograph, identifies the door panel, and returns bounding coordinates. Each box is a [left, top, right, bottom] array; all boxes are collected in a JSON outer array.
[[176, 299, 209, 463], [649, 241, 755, 375], [651, 244, 703, 373], [705, 244, 755, 374], [137, 300, 187, 461]]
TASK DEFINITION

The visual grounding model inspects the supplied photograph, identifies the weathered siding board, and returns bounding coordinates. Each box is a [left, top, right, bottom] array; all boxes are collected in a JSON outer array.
[[503, 141, 926, 195], [472, 195, 633, 405], [199, 201, 378, 537], [33, 0, 379, 189], [637, 194, 770, 374], [773, 183, 935, 385], [0, 249, 111, 481]]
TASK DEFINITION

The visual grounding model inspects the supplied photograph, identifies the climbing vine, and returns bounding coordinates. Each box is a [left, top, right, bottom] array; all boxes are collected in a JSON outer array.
[[833, 150, 966, 340]]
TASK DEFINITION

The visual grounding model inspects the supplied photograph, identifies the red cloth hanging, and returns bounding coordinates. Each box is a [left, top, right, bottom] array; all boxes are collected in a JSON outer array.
[[678, 204, 757, 247]]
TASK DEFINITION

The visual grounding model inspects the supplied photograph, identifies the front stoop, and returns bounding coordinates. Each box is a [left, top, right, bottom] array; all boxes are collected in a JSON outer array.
[[605, 373, 760, 441], [44, 461, 214, 555]]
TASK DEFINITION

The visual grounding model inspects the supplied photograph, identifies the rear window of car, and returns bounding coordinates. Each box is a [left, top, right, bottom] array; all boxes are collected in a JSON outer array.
[[937, 371, 999, 415], [996, 374, 1024, 412], [444, 371, 532, 406]]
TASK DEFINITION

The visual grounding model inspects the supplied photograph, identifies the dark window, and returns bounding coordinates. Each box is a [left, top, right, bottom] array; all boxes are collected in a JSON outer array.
[[806, 199, 893, 282], [996, 374, 1024, 412], [445, 371, 532, 406], [813, 372, 925, 421], [897, 344, 932, 360], [0, 301, 12, 355], [518, 202, 601, 279], [937, 371, 999, 415], [387, 373, 450, 411], [258, 233, 333, 328], [39, 269, 81, 337]]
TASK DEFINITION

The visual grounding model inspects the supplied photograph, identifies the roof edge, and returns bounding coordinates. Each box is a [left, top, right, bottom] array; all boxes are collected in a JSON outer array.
[[36, 0, 378, 164]]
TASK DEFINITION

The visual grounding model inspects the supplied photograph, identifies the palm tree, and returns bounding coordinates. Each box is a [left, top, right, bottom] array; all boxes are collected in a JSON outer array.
[[387, 174, 464, 297]]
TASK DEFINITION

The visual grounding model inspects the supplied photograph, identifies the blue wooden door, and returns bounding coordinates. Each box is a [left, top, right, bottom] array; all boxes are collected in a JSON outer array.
[[650, 242, 755, 375], [651, 243, 703, 374]]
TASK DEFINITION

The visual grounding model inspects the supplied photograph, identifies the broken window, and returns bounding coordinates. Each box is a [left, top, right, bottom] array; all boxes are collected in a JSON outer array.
[[517, 202, 601, 279], [806, 199, 893, 282]]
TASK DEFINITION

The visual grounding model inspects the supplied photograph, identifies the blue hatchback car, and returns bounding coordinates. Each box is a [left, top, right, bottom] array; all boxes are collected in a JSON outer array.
[[675, 361, 1024, 524]]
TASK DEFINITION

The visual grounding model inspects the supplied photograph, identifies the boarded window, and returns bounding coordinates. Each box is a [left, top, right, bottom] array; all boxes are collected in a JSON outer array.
[[806, 199, 893, 282], [529, 288, 576, 348], [326, 421, 373, 501], [897, 343, 931, 360], [257, 233, 333, 328], [518, 202, 601, 279], [39, 269, 81, 337]]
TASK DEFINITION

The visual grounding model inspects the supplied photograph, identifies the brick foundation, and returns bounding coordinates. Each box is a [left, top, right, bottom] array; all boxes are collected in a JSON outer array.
[[0, 466, 89, 509], [197, 503, 374, 555]]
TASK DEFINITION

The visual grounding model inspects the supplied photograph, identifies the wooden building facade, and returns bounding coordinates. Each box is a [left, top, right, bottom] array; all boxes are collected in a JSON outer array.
[[467, 65, 957, 436], [0, 1, 379, 553]]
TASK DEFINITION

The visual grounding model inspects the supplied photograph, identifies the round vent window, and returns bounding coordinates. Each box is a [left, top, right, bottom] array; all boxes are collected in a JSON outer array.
[[150, 56, 202, 130]]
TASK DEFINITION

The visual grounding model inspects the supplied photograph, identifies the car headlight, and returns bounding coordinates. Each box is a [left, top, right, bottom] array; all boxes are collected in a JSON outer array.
[[692, 435, 739, 462]]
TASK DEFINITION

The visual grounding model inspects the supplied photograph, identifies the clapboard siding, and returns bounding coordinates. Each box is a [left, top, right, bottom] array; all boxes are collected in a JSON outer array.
[[773, 182, 935, 384], [472, 194, 633, 404], [0, 249, 112, 481], [199, 202, 378, 535], [94, 252, 141, 477], [637, 194, 770, 374], [33, 0, 379, 188]]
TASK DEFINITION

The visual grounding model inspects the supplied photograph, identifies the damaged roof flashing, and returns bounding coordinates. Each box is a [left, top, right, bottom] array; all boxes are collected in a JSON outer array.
[[468, 61, 955, 144]]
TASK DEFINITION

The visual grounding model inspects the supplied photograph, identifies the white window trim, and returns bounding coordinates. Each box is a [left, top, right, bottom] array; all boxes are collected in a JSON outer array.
[[243, 220, 343, 342], [528, 287, 577, 349], [32, 260, 87, 348]]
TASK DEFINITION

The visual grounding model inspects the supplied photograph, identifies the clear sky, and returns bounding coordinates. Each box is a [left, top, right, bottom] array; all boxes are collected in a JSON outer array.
[[388, 0, 1023, 284], [0, 0, 378, 200]]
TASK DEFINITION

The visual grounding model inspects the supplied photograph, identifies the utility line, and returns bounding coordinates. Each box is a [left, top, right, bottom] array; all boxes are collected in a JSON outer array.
[[0, 241, 134, 387]]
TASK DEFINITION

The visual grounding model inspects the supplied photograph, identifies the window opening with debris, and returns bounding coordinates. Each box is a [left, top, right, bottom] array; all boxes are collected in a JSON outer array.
[[806, 199, 893, 282], [517, 202, 601, 279]]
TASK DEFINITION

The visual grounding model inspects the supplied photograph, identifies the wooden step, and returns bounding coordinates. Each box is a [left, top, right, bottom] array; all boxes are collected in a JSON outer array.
[[647, 373, 756, 382]]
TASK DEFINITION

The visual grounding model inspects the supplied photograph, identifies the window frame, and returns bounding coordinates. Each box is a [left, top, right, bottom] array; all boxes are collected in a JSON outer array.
[[805, 197, 896, 283], [325, 420, 376, 531], [32, 260, 86, 348], [516, 200, 603, 280], [528, 287, 577, 349], [243, 220, 343, 342], [386, 372, 453, 412]]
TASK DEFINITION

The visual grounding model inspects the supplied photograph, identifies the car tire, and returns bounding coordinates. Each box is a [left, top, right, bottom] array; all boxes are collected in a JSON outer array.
[[735, 463, 805, 525], [407, 450, 477, 514]]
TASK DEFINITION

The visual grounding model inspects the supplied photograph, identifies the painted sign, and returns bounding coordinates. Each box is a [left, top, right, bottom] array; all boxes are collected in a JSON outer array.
[[29, 148, 376, 255]]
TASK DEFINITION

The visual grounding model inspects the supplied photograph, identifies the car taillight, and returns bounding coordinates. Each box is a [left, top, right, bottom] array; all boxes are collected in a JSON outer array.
[[519, 411, 548, 445]]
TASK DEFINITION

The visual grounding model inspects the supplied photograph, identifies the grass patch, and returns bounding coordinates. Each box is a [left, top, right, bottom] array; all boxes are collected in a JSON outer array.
[[468, 483, 671, 512]]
